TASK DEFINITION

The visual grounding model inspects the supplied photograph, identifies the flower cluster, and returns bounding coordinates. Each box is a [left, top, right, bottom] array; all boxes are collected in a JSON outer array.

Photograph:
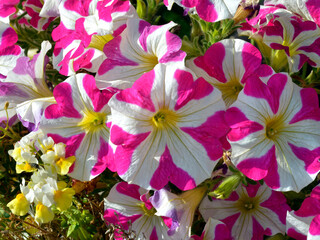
[[1, 0, 320, 239], [7, 131, 75, 224]]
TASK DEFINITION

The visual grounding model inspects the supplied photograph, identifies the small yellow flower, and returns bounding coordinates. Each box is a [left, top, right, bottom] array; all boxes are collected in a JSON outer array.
[[7, 193, 30, 216], [16, 162, 37, 174], [54, 182, 75, 211], [55, 156, 76, 175], [35, 202, 54, 224], [8, 146, 23, 162]]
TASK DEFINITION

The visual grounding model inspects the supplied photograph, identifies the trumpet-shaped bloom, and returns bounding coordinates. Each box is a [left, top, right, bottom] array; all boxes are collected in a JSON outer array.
[[0, 41, 55, 130], [239, 7, 320, 72], [108, 64, 229, 190], [263, 10, 320, 72], [199, 183, 289, 240], [226, 72, 320, 191], [265, 0, 320, 26], [164, 0, 241, 22], [286, 184, 320, 240], [104, 182, 173, 239], [190, 218, 232, 240], [96, 19, 186, 90], [150, 185, 209, 239], [52, 0, 137, 75], [187, 38, 273, 107], [40, 73, 115, 181]]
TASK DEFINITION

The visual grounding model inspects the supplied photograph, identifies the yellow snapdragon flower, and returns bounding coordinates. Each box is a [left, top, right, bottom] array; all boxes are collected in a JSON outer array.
[[54, 181, 75, 211], [7, 193, 30, 216], [35, 202, 54, 224]]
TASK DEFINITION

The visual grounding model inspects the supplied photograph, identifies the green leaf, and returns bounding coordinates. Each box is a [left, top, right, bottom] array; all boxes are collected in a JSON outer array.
[[67, 223, 78, 237]]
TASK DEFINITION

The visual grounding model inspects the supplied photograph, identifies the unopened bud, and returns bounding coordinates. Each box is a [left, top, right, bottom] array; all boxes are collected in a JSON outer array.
[[208, 172, 243, 199], [233, 0, 260, 24]]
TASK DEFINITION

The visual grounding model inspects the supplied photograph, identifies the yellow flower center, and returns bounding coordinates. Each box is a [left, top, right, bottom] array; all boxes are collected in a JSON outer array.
[[151, 109, 179, 129], [78, 109, 107, 133], [55, 156, 76, 175], [88, 34, 114, 52], [265, 115, 285, 140], [141, 53, 159, 70], [235, 194, 259, 213], [214, 76, 243, 107], [23, 162, 33, 172], [140, 203, 156, 217]]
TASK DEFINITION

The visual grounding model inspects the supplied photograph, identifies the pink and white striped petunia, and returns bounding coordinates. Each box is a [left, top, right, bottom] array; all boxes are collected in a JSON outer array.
[[108, 64, 229, 190], [24, 0, 56, 31], [199, 183, 290, 240], [0, 22, 23, 79], [40, 73, 116, 181], [52, 0, 137, 76], [190, 218, 232, 240], [164, 0, 241, 23], [0, 0, 19, 23], [96, 19, 186, 90], [225, 72, 320, 192], [0, 41, 53, 130], [262, 10, 320, 72], [286, 184, 320, 240], [265, 0, 320, 26], [104, 182, 173, 239], [187, 38, 273, 108]]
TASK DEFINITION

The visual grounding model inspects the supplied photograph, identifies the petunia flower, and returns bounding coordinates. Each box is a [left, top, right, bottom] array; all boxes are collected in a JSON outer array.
[[96, 18, 186, 90], [265, 0, 320, 26], [108, 64, 229, 190], [239, 7, 320, 72], [52, 0, 137, 76], [40, 73, 115, 181], [150, 184, 209, 239], [199, 183, 290, 240], [164, 0, 241, 23], [187, 38, 273, 108], [0, 41, 55, 130], [262, 10, 320, 72], [104, 182, 173, 239], [225, 72, 320, 192], [286, 184, 320, 240]]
